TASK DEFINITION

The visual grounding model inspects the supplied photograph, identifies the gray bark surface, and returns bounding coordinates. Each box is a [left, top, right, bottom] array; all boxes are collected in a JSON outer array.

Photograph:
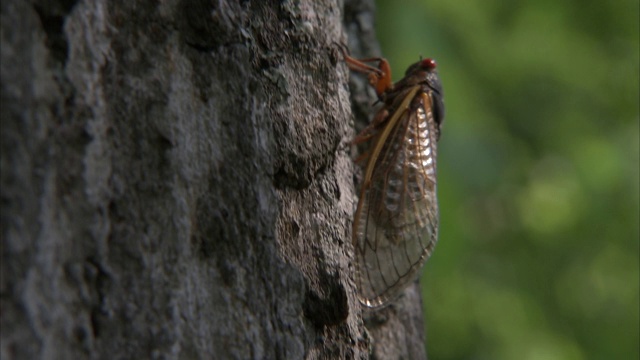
[[1, 0, 426, 359]]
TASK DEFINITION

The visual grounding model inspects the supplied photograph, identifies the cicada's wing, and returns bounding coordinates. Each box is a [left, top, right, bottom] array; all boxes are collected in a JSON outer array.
[[353, 91, 439, 308]]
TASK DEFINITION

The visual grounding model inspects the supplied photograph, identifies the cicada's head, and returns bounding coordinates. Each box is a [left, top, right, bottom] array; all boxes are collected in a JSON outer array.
[[402, 57, 443, 100], [404, 58, 437, 76], [419, 58, 437, 71]]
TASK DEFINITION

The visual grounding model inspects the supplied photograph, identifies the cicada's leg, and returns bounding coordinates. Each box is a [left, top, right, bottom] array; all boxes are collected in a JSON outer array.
[[343, 54, 393, 98], [351, 108, 390, 146], [353, 150, 370, 165]]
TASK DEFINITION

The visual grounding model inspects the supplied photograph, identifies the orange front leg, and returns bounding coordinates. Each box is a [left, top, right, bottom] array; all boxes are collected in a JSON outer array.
[[342, 52, 394, 99]]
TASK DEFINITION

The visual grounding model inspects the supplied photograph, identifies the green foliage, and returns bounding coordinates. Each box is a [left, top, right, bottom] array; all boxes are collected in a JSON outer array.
[[374, 0, 640, 358]]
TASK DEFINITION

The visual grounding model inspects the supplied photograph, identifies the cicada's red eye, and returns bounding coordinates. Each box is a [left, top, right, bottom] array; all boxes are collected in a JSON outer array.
[[420, 58, 437, 70]]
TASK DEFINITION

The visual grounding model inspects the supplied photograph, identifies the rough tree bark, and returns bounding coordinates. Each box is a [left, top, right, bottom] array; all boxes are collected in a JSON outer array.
[[1, 0, 427, 359]]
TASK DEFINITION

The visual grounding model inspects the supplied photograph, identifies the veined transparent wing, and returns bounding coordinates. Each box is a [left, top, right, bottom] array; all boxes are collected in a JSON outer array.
[[353, 90, 439, 308]]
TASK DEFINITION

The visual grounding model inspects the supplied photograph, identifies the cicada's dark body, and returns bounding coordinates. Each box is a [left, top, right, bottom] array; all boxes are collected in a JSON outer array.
[[345, 53, 444, 308]]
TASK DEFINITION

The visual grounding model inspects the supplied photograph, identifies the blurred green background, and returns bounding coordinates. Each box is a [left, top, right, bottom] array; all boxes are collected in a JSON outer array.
[[373, 0, 639, 359]]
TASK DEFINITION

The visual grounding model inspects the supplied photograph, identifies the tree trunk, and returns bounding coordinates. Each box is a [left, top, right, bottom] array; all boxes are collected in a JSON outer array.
[[1, 0, 426, 359]]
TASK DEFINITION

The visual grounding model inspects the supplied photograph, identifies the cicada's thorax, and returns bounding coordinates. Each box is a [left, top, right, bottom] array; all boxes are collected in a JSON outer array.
[[377, 66, 444, 138]]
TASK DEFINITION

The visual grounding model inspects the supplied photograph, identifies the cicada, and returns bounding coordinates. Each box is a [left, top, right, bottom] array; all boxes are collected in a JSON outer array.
[[345, 52, 444, 308]]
